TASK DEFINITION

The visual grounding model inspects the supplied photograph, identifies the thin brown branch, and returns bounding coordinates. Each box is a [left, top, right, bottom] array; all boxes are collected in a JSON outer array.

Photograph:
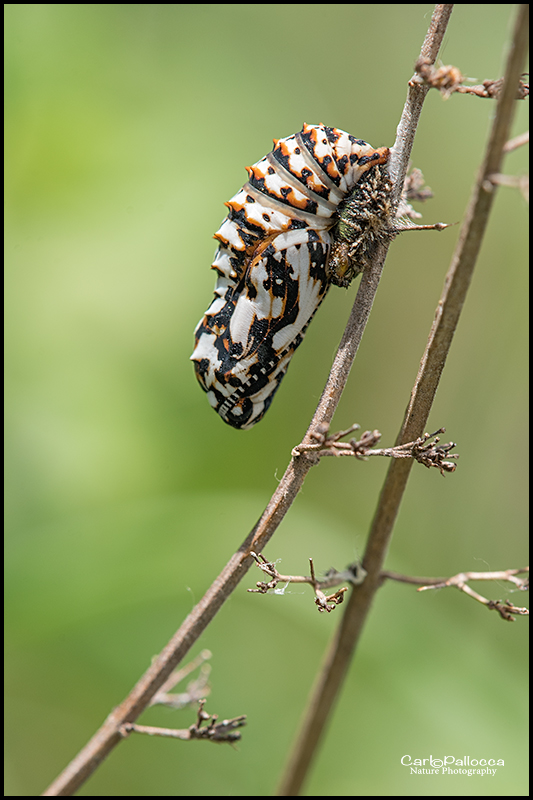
[[249, 558, 529, 620], [120, 700, 246, 743], [247, 552, 363, 612], [416, 567, 529, 590], [412, 57, 529, 100], [277, 4, 529, 796], [503, 130, 529, 152], [150, 650, 212, 710], [454, 78, 529, 99], [292, 423, 458, 475], [382, 567, 529, 621], [486, 172, 529, 202]]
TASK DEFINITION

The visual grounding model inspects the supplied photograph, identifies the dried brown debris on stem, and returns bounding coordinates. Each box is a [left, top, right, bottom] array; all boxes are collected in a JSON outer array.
[[248, 552, 366, 613], [412, 57, 530, 204], [120, 699, 246, 744], [381, 568, 529, 622], [412, 57, 530, 100], [119, 653, 246, 744], [249, 553, 528, 621], [292, 423, 458, 476]]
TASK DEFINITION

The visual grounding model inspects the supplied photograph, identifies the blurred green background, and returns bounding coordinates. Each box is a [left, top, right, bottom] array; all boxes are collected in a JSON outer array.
[[5, 4, 528, 796]]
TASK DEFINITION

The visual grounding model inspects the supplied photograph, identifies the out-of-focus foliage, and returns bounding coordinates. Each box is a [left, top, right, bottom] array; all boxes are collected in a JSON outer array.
[[5, 5, 528, 796]]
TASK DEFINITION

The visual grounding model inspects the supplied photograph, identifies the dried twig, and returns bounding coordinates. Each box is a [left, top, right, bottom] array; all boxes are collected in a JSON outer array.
[[485, 129, 529, 202], [250, 556, 529, 620], [413, 57, 530, 100], [486, 171, 529, 202], [247, 552, 365, 613], [292, 423, 458, 475], [120, 700, 246, 744], [381, 568, 529, 621], [503, 131, 529, 153], [150, 650, 212, 710]]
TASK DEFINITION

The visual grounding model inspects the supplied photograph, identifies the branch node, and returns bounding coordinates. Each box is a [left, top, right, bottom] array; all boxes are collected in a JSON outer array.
[[118, 701, 246, 744], [411, 57, 464, 98], [412, 58, 529, 100], [188, 699, 247, 743], [293, 425, 458, 474], [247, 552, 360, 612]]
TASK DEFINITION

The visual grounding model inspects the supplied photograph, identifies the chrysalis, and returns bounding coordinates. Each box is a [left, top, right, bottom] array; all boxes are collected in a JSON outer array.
[[191, 123, 390, 429]]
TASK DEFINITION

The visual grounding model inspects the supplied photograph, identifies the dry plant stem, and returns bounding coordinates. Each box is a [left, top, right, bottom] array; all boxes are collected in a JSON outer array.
[[382, 568, 529, 621], [248, 552, 354, 612], [151, 647, 211, 704], [503, 130, 529, 152], [120, 719, 245, 743], [250, 559, 528, 618], [277, 4, 529, 796], [120, 698, 246, 743], [381, 567, 529, 589]]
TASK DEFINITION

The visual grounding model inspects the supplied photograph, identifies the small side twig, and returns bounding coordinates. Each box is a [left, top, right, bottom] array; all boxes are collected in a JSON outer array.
[[292, 423, 458, 476], [412, 57, 530, 100], [150, 650, 212, 710], [485, 172, 529, 202], [503, 131, 529, 153], [381, 568, 529, 621], [120, 700, 246, 744], [487, 132, 529, 202], [248, 552, 364, 613], [250, 556, 528, 621]]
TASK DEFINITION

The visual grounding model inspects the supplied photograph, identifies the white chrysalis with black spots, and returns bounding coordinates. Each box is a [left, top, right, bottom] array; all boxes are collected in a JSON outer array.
[[191, 123, 390, 429]]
